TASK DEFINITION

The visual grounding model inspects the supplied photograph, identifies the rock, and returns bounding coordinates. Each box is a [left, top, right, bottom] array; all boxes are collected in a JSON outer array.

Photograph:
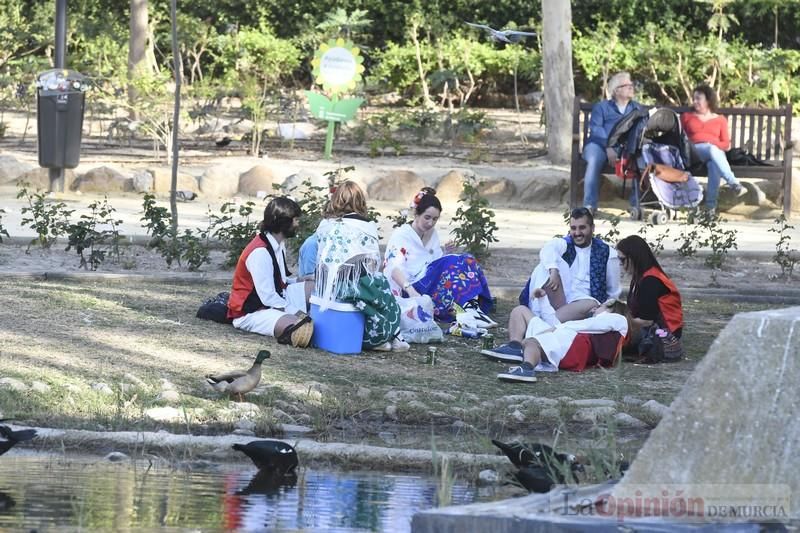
[[0, 155, 34, 185], [569, 399, 617, 408], [572, 406, 616, 423], [0, 377, 29, 392], [278, 424, 313, 434], [233, 429, 255, 436], [222, 118, 253, 135], [295, 414, 312, 425], [367, 170, 425, 201], [64, 383, 81, 393], [462, 393, 479, 402], [429, 391, 456, 402], [509, 409, 526, 423], [477, 178, 516, 202], [15, 167, 76, 190], [92, 382, 114, 395], [238, 165, 275, 196], [279, 171, 326, 195], [451, 420, 469, 430], [524, 397, 559, 409], [145, 406, 183, 422], [356, 387, 372, 399], [123, 373, 147, 388], [435, 170, 467, 204], [71, 166, 133, 193], [384, 390, 418, 403], [641, 399, 669, 420], [378, 431, 397, 444], [148, 167, 199, 194], [271, 408, 295, 423], [104, 452, 129, 462], [157, 390, 181, 404], [406, 400, 429, 411], [539, 407, 562, 421], [516, 169, 569, 207], [199, 165, 240, 198], [228, 402, 261, 417], [478, 469, 500, 485], [274, 400, 301, 413], [622, 395, 644, 406], [131, 170, 154, 193], [30, 381, 51, 393], [614, 412, 649, 428], [235, 419, 256, 431], [160, 379, 176, 391], [384, 404, 398, 421], [276, 122, 318, 140]]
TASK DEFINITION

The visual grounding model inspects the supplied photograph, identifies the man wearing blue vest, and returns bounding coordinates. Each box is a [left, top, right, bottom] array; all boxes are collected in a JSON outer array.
[[482, 207, 621, 365]]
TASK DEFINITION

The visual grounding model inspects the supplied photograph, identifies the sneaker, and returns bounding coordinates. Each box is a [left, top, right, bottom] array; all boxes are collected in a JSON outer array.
[[481, 342, 523, 362], [534, 361, 558, 373], [372, 341, 392, 352], [463, 299, 499, 329], [730, 183, 745, 196], [497, 363, 537, 383], [391, 337, 410, 352]]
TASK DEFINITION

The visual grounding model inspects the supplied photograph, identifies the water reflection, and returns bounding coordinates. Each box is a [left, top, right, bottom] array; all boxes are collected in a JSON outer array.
[[0, 454, 481, 531]]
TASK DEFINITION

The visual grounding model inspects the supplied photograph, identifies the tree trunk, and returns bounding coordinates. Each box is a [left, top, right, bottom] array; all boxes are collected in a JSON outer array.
[[128, 0, 154, 119], [541, 0, 574, 164], [169, 0, 181, 233]]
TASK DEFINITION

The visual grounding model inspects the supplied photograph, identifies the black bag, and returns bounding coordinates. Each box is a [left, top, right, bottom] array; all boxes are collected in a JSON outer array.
[[638, 324, 683, 363], [725, 148, 771, 167], [197, 292, 233, 324]]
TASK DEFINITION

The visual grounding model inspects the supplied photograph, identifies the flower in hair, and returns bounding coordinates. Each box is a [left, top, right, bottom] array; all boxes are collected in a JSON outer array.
[[411, 189, 428, 208]]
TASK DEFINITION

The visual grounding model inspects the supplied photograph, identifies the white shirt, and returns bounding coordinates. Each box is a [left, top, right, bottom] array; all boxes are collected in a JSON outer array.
[[539, 237, 621, 302], [246, 232, 292, 310], [531, 312, 629, 368], [383, 223, 443, 295]]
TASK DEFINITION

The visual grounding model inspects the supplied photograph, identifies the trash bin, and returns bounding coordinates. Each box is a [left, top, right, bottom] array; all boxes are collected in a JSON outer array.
[[36, 69, 88, 169]]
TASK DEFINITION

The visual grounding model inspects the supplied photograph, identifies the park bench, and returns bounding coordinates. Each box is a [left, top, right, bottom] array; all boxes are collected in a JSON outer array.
[[569, 97, 794, 216]]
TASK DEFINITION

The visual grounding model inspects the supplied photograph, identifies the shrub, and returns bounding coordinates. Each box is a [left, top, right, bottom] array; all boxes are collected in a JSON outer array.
[[65, 197, 124, 270], [17, 184, 73, 251], [450, 176, 498, 259], [768, 214, 798, 279], [0, 208, 9, 243], [140, 193, 211, 271], [208, 201, 260, 267]]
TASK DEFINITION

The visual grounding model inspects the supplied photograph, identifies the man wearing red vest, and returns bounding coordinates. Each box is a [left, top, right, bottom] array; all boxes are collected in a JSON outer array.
[[228, 197, 314, 347]]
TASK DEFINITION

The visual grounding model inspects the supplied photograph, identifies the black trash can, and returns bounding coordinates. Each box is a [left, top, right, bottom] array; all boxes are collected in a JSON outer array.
[[36, 69, 88, 169]]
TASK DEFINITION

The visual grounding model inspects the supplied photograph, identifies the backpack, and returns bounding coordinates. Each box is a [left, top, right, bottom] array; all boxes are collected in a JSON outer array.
[[638, 324, 683, 363], [196, 292, 233, 324]]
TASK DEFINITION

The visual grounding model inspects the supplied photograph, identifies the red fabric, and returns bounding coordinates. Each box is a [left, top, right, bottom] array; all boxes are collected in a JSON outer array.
[[680, 113, 730, 151], [558, 332, 623, 372], [227, 235, 266, 319], [641, 266, 684, 333]]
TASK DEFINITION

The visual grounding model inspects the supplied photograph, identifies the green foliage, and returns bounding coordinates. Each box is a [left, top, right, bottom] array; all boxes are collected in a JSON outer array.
[[16, 184, 73, 251], [637, 222, 670, 257], [673, 209, 737, 268], [594, 215, 622, 244], [208, 201, 260, 267], [140, 193, 210, 271], [0, 208, 9, 243], [768, 214, 798, 279], [449, 176, 498, 259], [65, 198, 123, 270]]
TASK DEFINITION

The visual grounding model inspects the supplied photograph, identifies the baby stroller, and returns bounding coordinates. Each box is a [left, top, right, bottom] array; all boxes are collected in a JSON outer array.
[[609, 108, 703, 224]]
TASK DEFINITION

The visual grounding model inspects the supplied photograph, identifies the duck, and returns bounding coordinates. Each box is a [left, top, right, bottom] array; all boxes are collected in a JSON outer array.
[[492, 439, 581, 493], [0, 420, 37, 457], [232, 440, 298, 476], [205, 350, 270, 401]]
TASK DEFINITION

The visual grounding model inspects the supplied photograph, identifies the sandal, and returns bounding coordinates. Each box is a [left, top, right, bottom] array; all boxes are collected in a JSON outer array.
[[277, 314, 314, 347]]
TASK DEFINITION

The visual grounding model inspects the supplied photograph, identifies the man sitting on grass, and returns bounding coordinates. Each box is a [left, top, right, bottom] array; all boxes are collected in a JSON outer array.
[[497, 299, 631, 382], [482, 207, 621, 364]]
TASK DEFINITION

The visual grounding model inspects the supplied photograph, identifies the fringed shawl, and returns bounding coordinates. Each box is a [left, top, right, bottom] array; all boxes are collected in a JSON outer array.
[[314, 218, 381, 311]]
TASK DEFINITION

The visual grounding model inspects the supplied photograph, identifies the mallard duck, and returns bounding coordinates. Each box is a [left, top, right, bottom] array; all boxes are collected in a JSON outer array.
[[232, 440, 298, 476], [205, 350, 270, 401], [0, 420, 37, 457]]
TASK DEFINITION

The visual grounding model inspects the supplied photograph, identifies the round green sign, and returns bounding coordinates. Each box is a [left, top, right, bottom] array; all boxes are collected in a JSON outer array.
[[312, 38, 364, 95]]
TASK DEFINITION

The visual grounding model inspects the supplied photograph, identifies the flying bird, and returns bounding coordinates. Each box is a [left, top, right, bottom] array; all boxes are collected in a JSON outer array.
[[206, 350, 270, 402], [465, 22, 537, 44], [0, 420, 37, 457]]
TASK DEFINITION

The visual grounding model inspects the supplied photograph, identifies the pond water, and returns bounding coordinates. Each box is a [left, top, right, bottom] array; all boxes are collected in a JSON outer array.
[[0, 453, 494, 531]]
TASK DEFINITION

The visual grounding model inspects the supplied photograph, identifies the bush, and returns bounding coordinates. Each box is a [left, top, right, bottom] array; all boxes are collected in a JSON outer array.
[[450, 176, 498, 259], [65, 197, 124, 270], [17, 184, 73, 251]]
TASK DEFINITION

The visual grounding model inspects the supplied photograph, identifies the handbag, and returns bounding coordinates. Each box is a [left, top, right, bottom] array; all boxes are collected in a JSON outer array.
[[196, 292, 233, 324], [643, 163, 689, 184], [637, 324, 683, 363]]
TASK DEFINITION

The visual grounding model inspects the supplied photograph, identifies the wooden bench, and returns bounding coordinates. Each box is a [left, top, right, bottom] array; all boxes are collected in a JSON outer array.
[[569, 97, 794, 215]]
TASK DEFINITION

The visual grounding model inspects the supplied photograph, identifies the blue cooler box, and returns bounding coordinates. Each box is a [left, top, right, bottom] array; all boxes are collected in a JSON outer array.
[[309, 295, 365, 355]]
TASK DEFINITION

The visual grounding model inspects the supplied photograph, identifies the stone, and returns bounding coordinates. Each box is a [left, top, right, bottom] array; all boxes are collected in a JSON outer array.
[[378, 431, 397, 444], [238, 165, 275, 196], [15, 167, 76, 190], [148, 167, 199, 194], [477, 178, 516, 202], [406, 400, 429, 411], [295, 414, 312, 425], [271, 408, 295, 423], [516, 169, 569, 207], [524, 397, 559, 409], [640, 399, 669, 420], [0, 155, 33, 185], [145, 406, 183, 422], [539, 407, 561, 421], [477, 469, 500, 485], [104, 452, 129, 462], [160, 379, 176, 391], [92, 382, 114, 395], [367, 170, 425, 201], [571, 406, 616, 423], [71, 166, 133, 193], [429, 391, 456, 402], [621, 395, 644, 406], [613, 412, 648, 428], [232, 429, 255, 436], [462, 393, 480, 402], [235, 419, 256, 431], [569, 398, 617, 408], [509, 409, 526, 423], [384, 404, 398, 421], [279, 171, 326, 195], [614, 306, 800, 517], [199, 165, 239, 198], [0, 377, 28, 392], [123, 373, 147, 388], [451, 420, 469, 430], [131, 170, 154, 193], [278, 424, 313, 434], [30, 381, 51, 393], [157, 390, 181, 404], [276, 122, 318, 140], [356, 387, 372, 399], [228, 402, 260, 417], [384, 390, 418, 402], [435, 170, 467, 204]]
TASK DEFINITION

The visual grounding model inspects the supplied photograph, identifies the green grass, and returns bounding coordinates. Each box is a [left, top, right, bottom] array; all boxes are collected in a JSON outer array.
[[0, 277, 775, 458]]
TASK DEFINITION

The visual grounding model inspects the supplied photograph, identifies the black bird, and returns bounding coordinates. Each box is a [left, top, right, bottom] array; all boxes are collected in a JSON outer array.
[[237, 470, 298, 497], [492, 439, 581, 493], [232, 440, 298, 476], [0, 420, 37, 457], [492, 439, 577, 468], [215, 136, 232, 147]]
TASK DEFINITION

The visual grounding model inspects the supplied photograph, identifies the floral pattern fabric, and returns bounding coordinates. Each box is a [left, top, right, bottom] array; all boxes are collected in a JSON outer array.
[[411, 254, 492, 323]]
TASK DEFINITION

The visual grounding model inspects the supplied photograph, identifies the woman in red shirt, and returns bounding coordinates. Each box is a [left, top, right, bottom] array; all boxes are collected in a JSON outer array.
[[680, 83, 743, 211]]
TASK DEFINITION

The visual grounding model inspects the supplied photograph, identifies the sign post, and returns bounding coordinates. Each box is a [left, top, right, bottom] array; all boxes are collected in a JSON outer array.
[[307, 39, 364, 158]]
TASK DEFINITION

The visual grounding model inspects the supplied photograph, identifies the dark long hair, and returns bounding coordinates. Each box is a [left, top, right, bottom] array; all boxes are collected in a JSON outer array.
[[412, 187, 442, 215], [616, 234, 662, 282], [260, 196, 301, 235], [693, 83, 719, 112]]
